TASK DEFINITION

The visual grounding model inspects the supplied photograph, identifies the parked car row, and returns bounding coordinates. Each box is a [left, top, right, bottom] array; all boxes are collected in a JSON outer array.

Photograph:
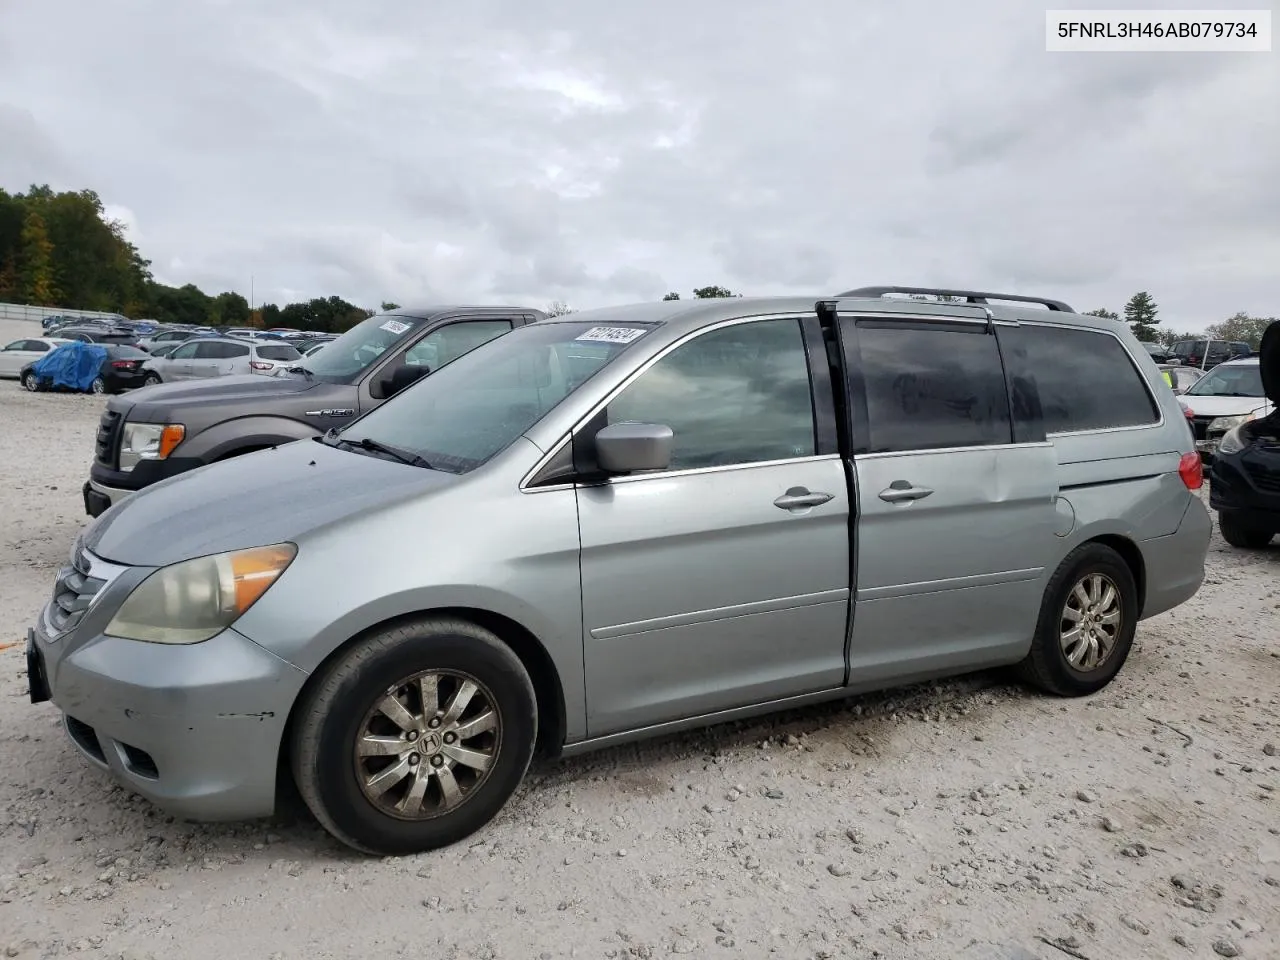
[[26, 284, 1219, 858]]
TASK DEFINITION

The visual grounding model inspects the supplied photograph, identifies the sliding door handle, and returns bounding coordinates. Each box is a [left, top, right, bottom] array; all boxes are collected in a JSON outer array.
[[879, 481, 933, 503]]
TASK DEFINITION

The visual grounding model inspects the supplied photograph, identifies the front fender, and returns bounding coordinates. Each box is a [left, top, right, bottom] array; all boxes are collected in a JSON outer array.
[[177, 416, 322, 462]]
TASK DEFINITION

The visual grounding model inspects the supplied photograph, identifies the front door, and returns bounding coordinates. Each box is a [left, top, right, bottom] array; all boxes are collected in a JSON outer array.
[[166, 341, 200, 379], [838, 312, 1058, 684], [577, 315, 851, 738]]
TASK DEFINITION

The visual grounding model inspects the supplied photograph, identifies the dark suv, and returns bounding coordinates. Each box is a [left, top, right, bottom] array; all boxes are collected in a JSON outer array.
[[84, 305, 544, 516], [1207, 322, 1280, 548], [1170, 339, 1251, 370]]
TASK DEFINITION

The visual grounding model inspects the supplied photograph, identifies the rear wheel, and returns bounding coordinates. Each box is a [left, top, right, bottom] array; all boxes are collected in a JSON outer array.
[[90, 376, 106, 395], [292, 617, 537, 855], [1218, 512, 1275, 549], [1017, 543, 1138, 696]]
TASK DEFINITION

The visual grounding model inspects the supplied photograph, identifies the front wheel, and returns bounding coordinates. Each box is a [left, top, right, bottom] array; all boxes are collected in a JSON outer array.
[[292, 617, 537, 855], [22, 371, 41, 392], [1017, 542, 1138, 697], [1218, 513, 1275, 549], [143, 372, 162, 386]]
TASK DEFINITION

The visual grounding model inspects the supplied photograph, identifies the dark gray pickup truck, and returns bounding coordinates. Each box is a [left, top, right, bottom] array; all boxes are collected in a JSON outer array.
[[84, 305, 545, 516]]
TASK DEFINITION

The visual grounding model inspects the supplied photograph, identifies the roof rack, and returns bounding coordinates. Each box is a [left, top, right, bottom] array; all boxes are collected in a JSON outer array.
[[837, 285, 1074, 313]]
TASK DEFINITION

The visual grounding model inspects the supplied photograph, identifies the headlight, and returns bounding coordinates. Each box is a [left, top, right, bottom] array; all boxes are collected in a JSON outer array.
[[119, 422, 185, 471], [1216, 424, 1250, 456], [105, 543, 296, 644]]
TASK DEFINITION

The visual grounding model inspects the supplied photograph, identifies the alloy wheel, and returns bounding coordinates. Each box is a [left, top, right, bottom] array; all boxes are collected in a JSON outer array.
[[353, 670, 502, 821], [1059, 573, 1122, 672]]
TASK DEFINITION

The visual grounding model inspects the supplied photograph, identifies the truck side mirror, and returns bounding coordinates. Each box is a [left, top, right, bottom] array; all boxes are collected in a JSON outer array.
[[380, 364, 430, 398]]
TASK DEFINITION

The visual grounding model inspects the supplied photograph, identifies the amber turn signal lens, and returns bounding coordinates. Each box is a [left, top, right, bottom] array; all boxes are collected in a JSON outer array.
[[228, 544, 297, 614], [158, 424, 185, 459]]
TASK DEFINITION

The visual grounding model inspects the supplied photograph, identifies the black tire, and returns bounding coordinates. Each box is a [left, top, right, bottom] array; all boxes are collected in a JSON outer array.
[[292, 617, 537, 855], [21, 371, 41, 392], [143, 373, 162, 386], [1017, 542, 1139, 697], [1218, 513, 1274, 549]]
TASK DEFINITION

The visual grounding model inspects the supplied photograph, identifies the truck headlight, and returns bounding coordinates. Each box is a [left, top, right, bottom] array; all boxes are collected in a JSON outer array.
[[105, 543, 296, 644], [119, 423, 185, 471]]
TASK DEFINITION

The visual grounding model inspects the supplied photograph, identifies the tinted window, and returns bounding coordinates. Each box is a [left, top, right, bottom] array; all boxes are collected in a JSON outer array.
[[222, 343, 251, 358], [255, 344, 301, 361], [605, 318, 816, 470], [110, 346, 149, 359], [857, 324, 1012, 453], [1016, 326, 1158, 433], [27, 340, 50, 352]]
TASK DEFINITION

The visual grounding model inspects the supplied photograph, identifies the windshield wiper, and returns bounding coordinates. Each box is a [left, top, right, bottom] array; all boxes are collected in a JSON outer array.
[[327, 433, 433, 469]]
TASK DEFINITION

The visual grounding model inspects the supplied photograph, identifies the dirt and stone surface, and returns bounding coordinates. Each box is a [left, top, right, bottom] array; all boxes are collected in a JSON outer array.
[[0, 318, 1277, 959]]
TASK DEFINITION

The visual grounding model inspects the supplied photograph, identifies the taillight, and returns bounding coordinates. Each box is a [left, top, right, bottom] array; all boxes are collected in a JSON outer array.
[[250, 361, 273, 370], [111, 360, 137, 369], [1178, 452, 1203, 490]]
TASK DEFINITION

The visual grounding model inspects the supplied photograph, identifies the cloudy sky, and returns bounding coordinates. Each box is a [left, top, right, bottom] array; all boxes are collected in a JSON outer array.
[[0, 1, 1275, 328]]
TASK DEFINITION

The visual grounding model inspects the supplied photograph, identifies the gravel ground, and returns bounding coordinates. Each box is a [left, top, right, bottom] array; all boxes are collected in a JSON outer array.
[[1, 319, 1278, 960]]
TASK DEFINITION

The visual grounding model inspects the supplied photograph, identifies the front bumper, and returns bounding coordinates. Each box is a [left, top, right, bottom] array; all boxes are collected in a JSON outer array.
[[1209, 451, 1280, 523], [86, 456, 205, 516], [28, 614, 308, 822]]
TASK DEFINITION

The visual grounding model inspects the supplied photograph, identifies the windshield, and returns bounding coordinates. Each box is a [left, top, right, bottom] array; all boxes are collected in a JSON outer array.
[[1184, 364, 1264, 398], [292, 314, 422, 382], [337, 320, 654, 473]]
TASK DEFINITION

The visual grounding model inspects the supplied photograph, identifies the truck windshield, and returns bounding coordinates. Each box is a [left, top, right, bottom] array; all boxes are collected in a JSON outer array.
[[334, 320, 654, 474], [1184, 364, 1264, 398], [296, 314, 424, 383]]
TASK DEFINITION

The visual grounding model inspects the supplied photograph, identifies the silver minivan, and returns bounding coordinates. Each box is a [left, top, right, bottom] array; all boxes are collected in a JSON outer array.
[[26, 287, 1210, 855], [141, 337, 301, 384]]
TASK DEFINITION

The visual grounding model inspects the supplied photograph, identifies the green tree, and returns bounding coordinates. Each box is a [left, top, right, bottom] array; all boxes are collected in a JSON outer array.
[[1123, 291, 1159, 341], [661, 291, 680, 301], [1204, 312, 1277, 350], [208, 291, 251, 327], [18, 210, 58, 305], [1084, 308, 1118, 321], [380, 301, 401, 311], [692, 285, 735, 299]]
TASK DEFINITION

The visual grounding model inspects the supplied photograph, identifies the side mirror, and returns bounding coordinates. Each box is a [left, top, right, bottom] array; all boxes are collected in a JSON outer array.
[[381, 364, 430, 397], [594, 422, 673, 474]]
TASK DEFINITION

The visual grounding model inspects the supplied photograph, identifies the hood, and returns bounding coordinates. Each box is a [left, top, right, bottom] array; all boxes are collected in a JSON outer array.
[[114, 373, 322, 420], [1261, 320, 1279, 402], [84, 438, 461, 566]]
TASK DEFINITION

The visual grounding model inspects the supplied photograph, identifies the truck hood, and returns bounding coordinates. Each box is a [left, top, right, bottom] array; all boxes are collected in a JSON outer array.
[[84, 438, 460, 566], [109, 373, 324, 421]]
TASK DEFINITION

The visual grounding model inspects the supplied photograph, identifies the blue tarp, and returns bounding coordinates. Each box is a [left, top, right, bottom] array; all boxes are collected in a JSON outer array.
[[30, 342, 108, 392]]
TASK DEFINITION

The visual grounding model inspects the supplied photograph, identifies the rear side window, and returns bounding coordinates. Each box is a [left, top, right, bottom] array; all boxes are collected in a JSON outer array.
[[1016, 326, 1158, 433], [255, 344, 300, 360], [855, 324, 1013, 453], [223, 343, 252, 358]]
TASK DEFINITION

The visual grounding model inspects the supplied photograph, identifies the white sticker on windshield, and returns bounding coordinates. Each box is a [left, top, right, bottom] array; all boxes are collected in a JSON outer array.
[[575, 325, 647, 344], [380, 319, 411, 335]]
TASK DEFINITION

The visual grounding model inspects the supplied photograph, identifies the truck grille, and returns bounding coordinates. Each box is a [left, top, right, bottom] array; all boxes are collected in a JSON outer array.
[[95, 409, 123, 468], [47, 545, 106, 636]]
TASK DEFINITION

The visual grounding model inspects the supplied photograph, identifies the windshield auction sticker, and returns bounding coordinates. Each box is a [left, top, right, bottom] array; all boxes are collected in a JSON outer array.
[[575, 326, 647, 344], [380, 319, 412, 335]]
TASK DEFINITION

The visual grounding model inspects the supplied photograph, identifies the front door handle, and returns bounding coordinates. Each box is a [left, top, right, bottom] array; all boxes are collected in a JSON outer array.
[[879, 480, 934, 503], [773, 487, 834, 511]]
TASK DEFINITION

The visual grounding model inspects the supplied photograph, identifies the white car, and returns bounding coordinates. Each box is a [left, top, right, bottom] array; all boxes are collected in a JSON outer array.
[[0, 336, 71, 378], [140, 337, 303, 384], [1177, 357, 1272, 458]]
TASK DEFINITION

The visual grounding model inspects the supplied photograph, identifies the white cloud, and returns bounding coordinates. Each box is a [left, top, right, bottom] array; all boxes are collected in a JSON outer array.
[[0, 0, 1275, 329]]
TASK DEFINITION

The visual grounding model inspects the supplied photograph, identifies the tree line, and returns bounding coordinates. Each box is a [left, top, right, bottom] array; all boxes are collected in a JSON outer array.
[[1085, 291, 1275, 349]]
